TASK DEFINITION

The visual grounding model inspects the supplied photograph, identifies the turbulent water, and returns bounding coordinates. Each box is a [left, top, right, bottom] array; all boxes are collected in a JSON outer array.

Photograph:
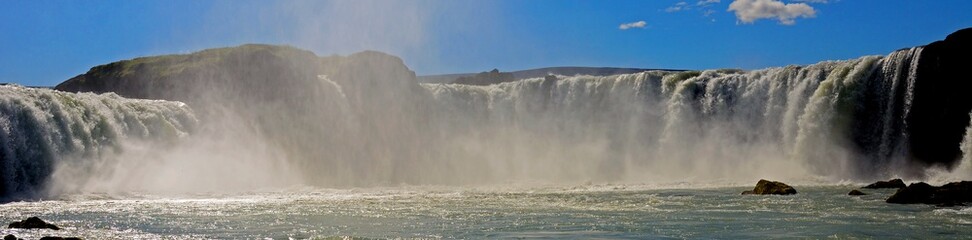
[[1, 185, 972, 239], [1, 44, 971, 238], [0, 85, 196, 200]]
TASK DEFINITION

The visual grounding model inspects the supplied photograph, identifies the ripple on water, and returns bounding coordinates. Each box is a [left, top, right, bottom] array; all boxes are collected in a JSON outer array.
[[1, 185, 971, 238]]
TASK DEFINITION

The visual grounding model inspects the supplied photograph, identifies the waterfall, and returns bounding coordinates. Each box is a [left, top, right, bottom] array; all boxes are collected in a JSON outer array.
[[5, 44, 963, 198], [0, 85, 196, 199], [421, 48, 927, 182]]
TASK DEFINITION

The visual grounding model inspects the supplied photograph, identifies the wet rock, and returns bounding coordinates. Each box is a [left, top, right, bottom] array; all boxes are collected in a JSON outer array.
[[848, 190, 867, 196], [39, 237, 83, 240], [8, 217, 60, 230], [886, 181, 972, 205], [886, 182, 935, 204], [741, 179, 797, 195], [4, 234, 22, 240], [863, 179, 906, 189]]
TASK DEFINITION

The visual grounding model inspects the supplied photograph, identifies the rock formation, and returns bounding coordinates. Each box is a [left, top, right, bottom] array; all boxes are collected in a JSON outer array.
[[8, 217, 59, 230], [742, 179, 797, 195], [886, 181, 972, 205], [863, 179, 906, 189]]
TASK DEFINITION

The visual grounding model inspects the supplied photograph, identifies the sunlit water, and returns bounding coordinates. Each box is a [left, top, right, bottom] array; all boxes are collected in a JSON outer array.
[[1, 185, 970, 239]]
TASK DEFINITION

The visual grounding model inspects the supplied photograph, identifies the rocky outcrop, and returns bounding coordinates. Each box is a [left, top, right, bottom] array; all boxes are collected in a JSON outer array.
[[8, 217, 59, 230], [53, 44, 435, 187], [452, 69, 515, 85], [886, 181, 972, 205], [39, 237, 83, 240], [742, 179, 797, 195], [907, 28, 972, 167], [848, 190, 867, 196], [4, 235, 22, 240], [57, 44, 336, 116], [863, 179, 906, 189]]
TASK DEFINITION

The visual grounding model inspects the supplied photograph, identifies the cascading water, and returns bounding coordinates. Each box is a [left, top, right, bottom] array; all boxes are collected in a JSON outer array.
[[0, 85, 196, 200], [421, 47, 930, 182], [7, 43, 967, 200]]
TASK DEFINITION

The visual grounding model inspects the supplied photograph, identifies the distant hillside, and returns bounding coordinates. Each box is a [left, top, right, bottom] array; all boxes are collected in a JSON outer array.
[[417, 66, 686, 84], [452, 69, 514, 85]]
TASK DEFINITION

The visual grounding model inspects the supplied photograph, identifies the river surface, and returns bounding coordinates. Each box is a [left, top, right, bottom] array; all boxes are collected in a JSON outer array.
[[1, 185, 969, 239]]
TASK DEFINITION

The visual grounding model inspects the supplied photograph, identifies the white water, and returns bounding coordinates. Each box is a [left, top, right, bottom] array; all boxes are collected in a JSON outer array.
[[421, 48, 926, 184], [5, 46, 970, 198], [933, 114, 972, 183], [964, 116, 972, 170], [0, 85, 196, 199]]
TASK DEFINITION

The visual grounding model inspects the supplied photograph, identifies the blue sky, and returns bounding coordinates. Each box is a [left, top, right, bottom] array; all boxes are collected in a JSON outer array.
[[1, 0, 970, 86]]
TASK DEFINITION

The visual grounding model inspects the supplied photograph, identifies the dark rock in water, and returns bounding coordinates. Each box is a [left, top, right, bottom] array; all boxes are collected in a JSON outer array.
[[886, 182, 935, 204], [863, 179, 906, 189], [39, 237, 83, 240], [741, 179, 797, 195], [848, 190, 867, 196], [7, 217, 60, 230], [886, 181, 972, 205], [4, 234, 21, 240]]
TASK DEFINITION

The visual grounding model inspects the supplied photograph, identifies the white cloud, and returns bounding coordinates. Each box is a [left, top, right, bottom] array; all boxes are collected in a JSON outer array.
[[728, 0, 816, 25], [666, 1, 689, 12], [697, 0, 721, 6], [618, 21, 647, 30]]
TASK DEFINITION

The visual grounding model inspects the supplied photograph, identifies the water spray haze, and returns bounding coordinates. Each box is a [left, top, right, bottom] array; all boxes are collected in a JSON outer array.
[[3, 41, 966, 200], [1, 3, 969, 200]]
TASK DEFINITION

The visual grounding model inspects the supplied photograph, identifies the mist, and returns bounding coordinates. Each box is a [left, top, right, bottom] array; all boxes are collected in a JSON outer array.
[[31, 45, 951, 199], [1, 3, 968, 199]]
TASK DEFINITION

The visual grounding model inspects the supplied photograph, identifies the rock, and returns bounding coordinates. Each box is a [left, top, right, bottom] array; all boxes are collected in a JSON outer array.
[[886, 182, 935, 204], [886, 181, 972, 205], [741, 179, 797, 195], [863, 179, 906, 189], [4, 234, 21, 240], [39, 237, 83, 240], [848, 190, 867, 196], [907, 27, 972, 167], [7, 217, 60, 230]]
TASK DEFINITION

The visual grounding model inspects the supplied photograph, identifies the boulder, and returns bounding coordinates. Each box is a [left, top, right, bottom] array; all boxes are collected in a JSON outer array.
[[4, 235, 21, 240], [863, 179, 906, 189], [848, 190, 867, 196], [39, 237, 83, 240], [741, 179, 797, 195], [7, 217, 60, 230], [886, 181, 972, 205]]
